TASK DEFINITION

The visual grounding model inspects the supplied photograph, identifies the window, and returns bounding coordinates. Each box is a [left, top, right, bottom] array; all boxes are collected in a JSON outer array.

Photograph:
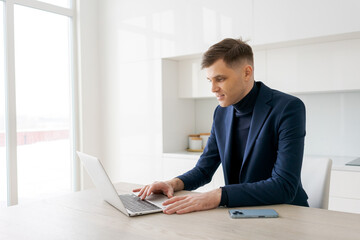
[[14, 5, 72, 204], [1, 0, 77, 207]]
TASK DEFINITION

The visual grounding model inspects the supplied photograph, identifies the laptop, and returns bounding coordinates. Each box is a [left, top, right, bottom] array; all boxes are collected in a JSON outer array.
[[77, 151, 168, 217], [346, 157, 360, 166]]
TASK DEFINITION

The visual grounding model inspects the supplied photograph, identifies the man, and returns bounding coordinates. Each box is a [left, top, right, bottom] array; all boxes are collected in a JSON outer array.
[[133, 38, 308, 214]]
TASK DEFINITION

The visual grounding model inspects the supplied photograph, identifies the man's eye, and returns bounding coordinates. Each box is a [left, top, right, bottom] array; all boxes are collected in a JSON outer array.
[[208, 77, 225, 82]]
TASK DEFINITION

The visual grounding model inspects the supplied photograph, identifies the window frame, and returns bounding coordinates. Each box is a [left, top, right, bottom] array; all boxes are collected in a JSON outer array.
[[2, 0, 79, 206]]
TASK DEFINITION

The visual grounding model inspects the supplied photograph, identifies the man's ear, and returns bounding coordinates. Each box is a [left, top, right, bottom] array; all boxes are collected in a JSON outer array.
[[244, 65, 253, 80]]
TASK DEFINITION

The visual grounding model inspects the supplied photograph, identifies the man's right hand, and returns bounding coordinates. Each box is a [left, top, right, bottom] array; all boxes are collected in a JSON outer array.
[[132, 178, 184, 200]]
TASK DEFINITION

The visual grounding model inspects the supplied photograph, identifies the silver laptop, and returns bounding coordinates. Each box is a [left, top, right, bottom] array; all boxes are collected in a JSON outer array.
[[346, 158, 360, 166], [77, 151, 168, 217]]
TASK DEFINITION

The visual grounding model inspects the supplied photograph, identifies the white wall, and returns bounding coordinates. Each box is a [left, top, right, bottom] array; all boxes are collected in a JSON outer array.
[[296, 92, 360, 157], [194, 98, 218, 134], [96, 0, 255, 184], [86, 0, 360, 185]]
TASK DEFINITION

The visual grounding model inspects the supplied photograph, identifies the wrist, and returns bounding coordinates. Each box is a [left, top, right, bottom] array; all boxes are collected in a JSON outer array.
[[166, 178, 184, 192], [211, 188, 222, 206]]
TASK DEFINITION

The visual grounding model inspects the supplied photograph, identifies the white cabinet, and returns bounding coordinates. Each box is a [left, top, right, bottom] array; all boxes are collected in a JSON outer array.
[[329, 170, 360, 214], [253, 0, 360, 45], [178, 58, 212, 98], [329, 197, 360, 214], [266, 38, 360, 93], [174, 34, 360, 97]]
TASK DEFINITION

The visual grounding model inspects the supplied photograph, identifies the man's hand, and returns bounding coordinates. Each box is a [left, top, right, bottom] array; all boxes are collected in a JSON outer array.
[[133, 178, 184, 200], [162, 188, 221, 214]]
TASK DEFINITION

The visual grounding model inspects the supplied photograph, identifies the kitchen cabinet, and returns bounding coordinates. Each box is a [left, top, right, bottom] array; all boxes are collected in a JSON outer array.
[[173, 32, 360, 98], [266, 38, 360, 93], [178, 58, 211, 98], [329, 169, 360, 214], [253, 0, 360, 45]]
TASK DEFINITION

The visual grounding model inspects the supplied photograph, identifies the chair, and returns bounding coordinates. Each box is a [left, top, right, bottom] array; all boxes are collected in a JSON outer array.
[[301, 156, 333, 209]]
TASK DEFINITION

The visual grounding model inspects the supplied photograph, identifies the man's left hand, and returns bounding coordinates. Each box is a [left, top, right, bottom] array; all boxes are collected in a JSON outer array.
[[162, 188, 221, 214]]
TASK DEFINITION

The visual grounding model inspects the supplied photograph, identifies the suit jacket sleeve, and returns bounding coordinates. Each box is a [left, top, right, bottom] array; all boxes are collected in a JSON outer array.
[[177, 106, 221, 190], [223, 98, 306, 207]]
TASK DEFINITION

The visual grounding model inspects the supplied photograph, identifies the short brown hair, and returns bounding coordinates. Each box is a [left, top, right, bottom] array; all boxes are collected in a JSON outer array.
[[201, 38, 253, 69]]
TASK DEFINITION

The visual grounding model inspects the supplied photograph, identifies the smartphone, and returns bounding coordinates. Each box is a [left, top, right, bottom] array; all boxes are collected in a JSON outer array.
[[229, 209, 279, 219]]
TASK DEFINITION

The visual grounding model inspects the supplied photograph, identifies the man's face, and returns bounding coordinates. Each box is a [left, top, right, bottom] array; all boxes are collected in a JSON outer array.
[[206, 59, 253, 107]]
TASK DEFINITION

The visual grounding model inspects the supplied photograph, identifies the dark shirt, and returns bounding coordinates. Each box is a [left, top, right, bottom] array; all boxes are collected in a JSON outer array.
[[220, 82, 259, 206]]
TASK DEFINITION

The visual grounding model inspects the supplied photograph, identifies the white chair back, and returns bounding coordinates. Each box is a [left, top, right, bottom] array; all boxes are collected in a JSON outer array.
[[301, 157, 332, 209]]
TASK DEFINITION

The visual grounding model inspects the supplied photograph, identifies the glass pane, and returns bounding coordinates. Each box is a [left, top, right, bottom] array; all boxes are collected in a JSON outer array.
[[0, 1, 7, 208], [38, 0, 71, 8], [14, 5, 72, 204]]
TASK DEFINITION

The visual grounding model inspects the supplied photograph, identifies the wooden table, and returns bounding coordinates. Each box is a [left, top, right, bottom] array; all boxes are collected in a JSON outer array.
[[1, 182, 360, 240]]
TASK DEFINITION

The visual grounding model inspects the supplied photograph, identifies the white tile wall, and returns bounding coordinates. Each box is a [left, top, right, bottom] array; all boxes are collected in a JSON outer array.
[[296, 91, 360, 157]]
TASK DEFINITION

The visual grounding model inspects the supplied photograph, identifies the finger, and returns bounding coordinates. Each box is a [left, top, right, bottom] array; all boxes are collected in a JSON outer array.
[[138, 186, 149, 199], [140, 190, 148, 200], [137, 186, 146, 196], [162, 196, 187, 206], [142, 185, 157, 200], [166, 192, 173, 198], [132, 188, 142, 193], [175, 205, 197, 214], [156, 184, 172, 198], [164, 188, 174, 198], [164, 200, 191, 214], [146, 184, 165, 197], [145, 185, 154, 198]]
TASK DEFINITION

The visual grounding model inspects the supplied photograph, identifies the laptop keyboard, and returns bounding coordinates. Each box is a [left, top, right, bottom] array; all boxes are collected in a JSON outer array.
[[119, 194, 162, 213]]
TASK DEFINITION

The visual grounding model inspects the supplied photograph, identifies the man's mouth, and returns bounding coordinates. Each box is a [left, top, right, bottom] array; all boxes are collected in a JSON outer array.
[[216, 94, 225, 100]]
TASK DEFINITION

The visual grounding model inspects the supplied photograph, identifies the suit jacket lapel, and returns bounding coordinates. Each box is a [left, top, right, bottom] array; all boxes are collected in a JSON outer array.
[[242, 83, 272, 170]]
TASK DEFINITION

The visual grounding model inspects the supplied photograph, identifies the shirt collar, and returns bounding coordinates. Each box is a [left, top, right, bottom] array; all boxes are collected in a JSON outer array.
[[232, 82, 258, 115]]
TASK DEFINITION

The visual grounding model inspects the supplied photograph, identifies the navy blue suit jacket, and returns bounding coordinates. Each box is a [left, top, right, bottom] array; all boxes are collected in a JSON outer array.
[[178, 82, 309, 207]]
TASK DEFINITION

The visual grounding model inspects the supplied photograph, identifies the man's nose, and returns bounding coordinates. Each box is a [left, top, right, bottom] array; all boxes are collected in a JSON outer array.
[[211, 82, 219, 93]]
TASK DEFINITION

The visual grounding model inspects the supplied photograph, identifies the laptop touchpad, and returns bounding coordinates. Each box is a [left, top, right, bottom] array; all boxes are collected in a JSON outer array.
[[145, 194, 169, 209]]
